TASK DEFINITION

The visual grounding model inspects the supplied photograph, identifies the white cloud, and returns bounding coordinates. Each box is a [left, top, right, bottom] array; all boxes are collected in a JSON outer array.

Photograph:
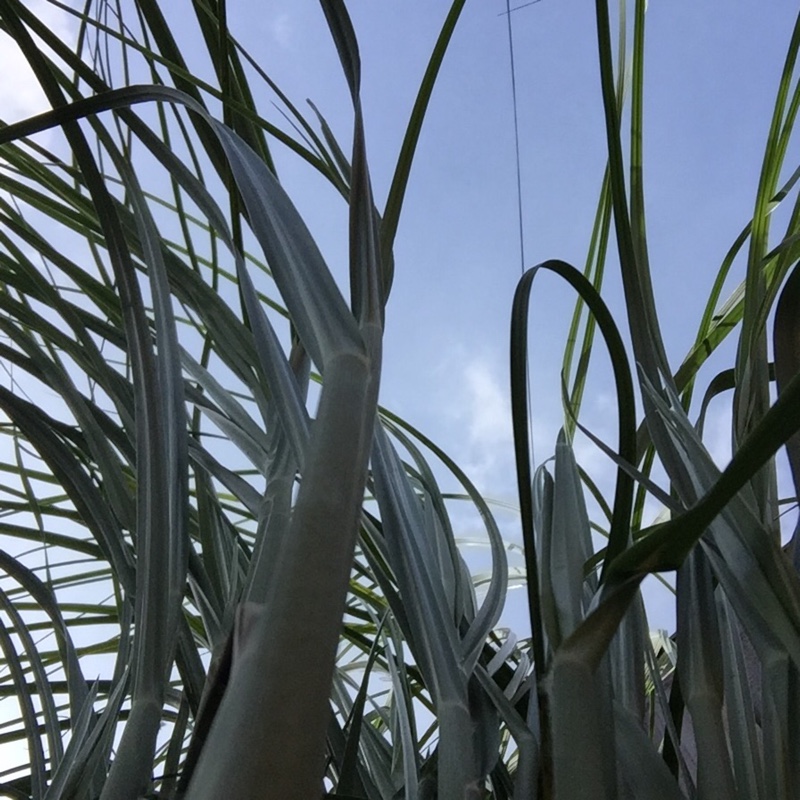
[[699, 398, 733, 468], [270, 13, 292, 50], [436, 353, 515, 493], [463, 358, 512, 448], [0, 1, 77, 125]]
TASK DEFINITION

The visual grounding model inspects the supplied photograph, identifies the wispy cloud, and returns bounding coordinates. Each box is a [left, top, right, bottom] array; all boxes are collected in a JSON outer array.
[[463, 359, 513, 448], [440, 352, 515, 494], [699, 398, 733, 468], [0, 1, 77, 131], [270, 13, 292, 50]]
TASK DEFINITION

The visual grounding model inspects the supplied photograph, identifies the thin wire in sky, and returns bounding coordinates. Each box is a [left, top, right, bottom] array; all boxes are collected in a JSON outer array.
[[504, 1, 538, 470], [499, 0, 543, 16], [504, 0, 526, 275]]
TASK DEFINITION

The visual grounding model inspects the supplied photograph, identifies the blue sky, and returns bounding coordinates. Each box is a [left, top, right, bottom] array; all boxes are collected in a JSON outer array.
[[4, 1, 799, 634], [226, 0, 796, 452], [217, 2, 799, 630]]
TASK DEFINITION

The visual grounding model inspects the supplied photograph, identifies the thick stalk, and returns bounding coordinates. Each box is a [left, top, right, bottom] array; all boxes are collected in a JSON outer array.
[[186, 338, 380, 799]]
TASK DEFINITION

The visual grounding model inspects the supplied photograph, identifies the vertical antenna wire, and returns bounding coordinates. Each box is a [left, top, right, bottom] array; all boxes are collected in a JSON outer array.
[[504, 0, 526, 275], [504, 0, 536, 470]]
